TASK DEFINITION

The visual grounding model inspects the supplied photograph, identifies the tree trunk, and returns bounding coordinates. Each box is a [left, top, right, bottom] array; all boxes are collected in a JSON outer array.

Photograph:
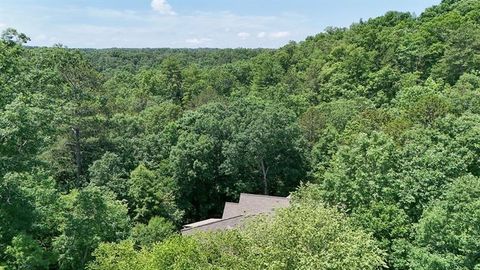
[[259, 159, 269, 195], [72, 127, 82, 184]]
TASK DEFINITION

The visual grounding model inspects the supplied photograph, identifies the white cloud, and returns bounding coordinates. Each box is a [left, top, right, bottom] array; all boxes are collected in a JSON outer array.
[[269, 31, 291, 39], [257, 31, 291, 40], [237, 32, 251, 39], [1, 5, 306, 48], [185, 37, 212, 45], [35, 34, 48, 41], [0, 22, 6, 29], [151, 0, 176, 15], [87, 8, 141, 20]]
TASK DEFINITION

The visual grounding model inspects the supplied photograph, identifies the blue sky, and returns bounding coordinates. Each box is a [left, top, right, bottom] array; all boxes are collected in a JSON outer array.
[[0, 0, 441, 48]]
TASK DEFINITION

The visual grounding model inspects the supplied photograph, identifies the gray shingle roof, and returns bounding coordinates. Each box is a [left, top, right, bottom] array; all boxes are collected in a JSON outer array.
[[182, 193, 290, 235], [222, 202, 242, 219], [183, 218, 222, 229], [181, 215, 245, 235]]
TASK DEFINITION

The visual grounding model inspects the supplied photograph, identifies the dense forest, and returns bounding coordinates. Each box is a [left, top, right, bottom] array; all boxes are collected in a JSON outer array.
[[1, 0, 480, 269]]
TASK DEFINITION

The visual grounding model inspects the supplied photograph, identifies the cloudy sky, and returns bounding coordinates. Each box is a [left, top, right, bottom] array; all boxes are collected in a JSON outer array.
[[0, 0, 440, 48]]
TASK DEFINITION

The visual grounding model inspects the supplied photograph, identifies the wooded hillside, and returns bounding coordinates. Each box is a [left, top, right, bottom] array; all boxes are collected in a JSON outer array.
[[1, 0, 480, 269]]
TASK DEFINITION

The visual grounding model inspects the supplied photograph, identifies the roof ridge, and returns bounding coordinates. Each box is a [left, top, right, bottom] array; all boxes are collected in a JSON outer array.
[[181, 215, 245, 232], [184, 218, 222, 228], [240, 193, 290, 200]]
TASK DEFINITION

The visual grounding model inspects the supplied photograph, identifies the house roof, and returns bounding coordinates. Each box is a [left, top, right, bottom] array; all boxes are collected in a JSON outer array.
[[222, 193, 290, 219], [222, 202, 242, 219], [182, 193, 290, 235], [183, 218, 222, 229], [181, 215, 245, 235]]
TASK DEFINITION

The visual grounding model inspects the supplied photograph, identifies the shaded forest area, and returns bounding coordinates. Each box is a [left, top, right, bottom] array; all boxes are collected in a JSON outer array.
[[1, 0, 480, 269]]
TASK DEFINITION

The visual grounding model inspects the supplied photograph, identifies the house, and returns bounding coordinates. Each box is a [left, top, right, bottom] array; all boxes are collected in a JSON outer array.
[[181, 193, 290, 235]]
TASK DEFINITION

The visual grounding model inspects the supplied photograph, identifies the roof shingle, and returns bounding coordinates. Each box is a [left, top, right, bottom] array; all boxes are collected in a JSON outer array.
[[182, 193, 290, 235]]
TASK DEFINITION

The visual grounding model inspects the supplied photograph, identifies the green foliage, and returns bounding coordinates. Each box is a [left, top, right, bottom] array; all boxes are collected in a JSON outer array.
[[238, 202, 385, 270], [88, 152, 128, 199], [319, 131, 398, 210], [317, 127, 470, 219], [0, 29, 31, 108], [0, 94, 56, 176], [0, 174, 36, 254], [170, 99, 306, 220], [128, 164, 183, 224], [409, 175, 480, 270], [130, 217, 176, 247], [0, 171, 59, 269], [90, 203, 384, 270], [5, 233, 52, 269], [89, 240, 150, 270], [221, 98, 307, 195], [148, 236, 210, 270], [53, 187, 130, 270], [351, 203, 411, 269]]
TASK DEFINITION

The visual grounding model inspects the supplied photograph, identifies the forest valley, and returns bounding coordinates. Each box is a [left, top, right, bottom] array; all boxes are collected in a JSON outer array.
[[1, 0, 480, 269]]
